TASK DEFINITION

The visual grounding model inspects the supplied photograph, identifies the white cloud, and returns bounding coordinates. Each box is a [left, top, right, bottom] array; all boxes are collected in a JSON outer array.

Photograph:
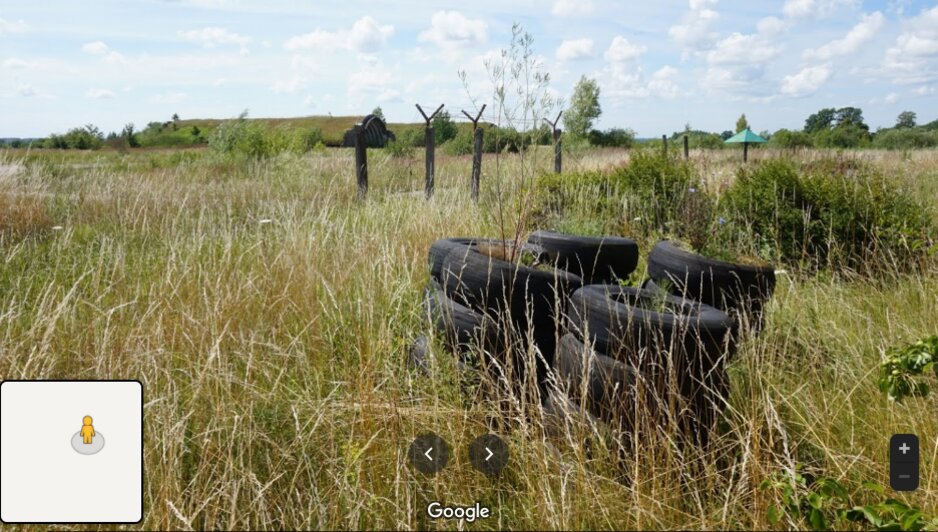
[[2, 58, 37, 69], [600, 63, 681, 102], [81, 41, 110, 55], [780, 64, 832, 96], [86, 88, 114, 99], [284, 29, 343, 50], [270, 78, 306, 94], [783, 0, 860, 19], [0, 17, 29, 34], [284, 16, 393, 53], [152, 92, 187, 104], [347, 16, 394, 53], [707, 33, 780, 65], [804, 11, 884, 60], [418, 11, 487, 49], [884, 91, 898, 103], [551, 0, 594, 17], [647, 66, 681, 99], [347, 61, 401, 105], [669, 0, 720, 54], [556, 38, 594, 61], [604, 36, 646, 62], [882, 6, 938, 84], [757, 16, 785, 36], [913, 85, 935, 96], [17, 84, 36, 97], [178, 27, 251, 48]]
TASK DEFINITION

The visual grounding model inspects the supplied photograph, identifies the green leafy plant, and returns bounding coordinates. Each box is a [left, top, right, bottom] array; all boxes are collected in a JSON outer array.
[[879, 335, 938, 401], [760, 468, 938, 531]]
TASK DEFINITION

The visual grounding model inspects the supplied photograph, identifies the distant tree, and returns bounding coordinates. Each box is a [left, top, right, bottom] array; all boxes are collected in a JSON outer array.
[[10, 139, 23, 148], [834, 107, 868, 130], [171, 113, 180, 131], [896, 111, 917, 129], [804, 108, 836, 133], [371, 107, 385, 121], [770, 128, 814, 148], [720, 130, 734, 141], [735, 113, 748, 133], [565, 75, 601, 139], [431, 110, 457, 144], [191, 125, 201, 137], [121, 123, 140, 148]]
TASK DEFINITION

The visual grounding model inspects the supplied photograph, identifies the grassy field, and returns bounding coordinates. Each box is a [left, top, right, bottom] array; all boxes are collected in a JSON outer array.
[[0, 145, 936, 530]]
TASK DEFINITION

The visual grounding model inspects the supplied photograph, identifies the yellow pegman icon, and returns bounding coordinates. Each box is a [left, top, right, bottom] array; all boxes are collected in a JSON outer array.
[[80, 415, 95, 444]]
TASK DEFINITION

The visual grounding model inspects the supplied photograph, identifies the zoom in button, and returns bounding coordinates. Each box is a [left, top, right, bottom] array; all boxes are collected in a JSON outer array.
[[889, 434, 919, 492]]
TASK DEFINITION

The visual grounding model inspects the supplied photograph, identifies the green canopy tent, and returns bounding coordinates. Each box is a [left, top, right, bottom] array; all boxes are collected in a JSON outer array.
[[724, 127, 767, 162]]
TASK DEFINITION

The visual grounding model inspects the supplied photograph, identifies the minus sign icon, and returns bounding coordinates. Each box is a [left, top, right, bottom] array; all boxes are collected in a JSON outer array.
[[898, 475, 911, 479]]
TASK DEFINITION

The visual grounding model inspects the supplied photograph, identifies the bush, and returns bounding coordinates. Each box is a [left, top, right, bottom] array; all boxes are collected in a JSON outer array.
[[293, 128, 325, 153], [443, 128, 474, 156], [722, 157, 932, 269], [431, 111, 458, 145], [384, 139, 413, 158], [770, 129, 814, 149], [208, 114, 299, 159], [872, 128, 938, 150], [607, 149, 694, 229], [814, 123, 871, 148], [588, 128, 635, 148]]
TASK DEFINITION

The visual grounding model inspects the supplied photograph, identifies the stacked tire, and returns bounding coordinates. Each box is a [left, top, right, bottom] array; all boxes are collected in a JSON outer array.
[[417, 233, 774, 448], [646, 241, 776, 331], [562, 285, 735, 445]]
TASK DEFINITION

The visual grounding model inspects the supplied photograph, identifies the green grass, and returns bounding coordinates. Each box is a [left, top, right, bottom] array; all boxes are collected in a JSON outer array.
[[0, 147, 936, 530]]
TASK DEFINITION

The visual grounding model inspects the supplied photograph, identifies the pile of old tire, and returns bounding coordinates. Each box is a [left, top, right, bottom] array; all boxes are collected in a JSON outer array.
[[418, 234, 639, 394], [560, 284, 736, 446], [646, 241, 776, 331]]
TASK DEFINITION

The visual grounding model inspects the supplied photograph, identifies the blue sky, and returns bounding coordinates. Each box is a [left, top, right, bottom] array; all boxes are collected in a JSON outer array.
[[1, 0, 936, 137]]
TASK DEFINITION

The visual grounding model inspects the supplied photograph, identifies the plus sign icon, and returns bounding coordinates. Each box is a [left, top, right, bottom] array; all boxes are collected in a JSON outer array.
[[889, 434, 919, 492]]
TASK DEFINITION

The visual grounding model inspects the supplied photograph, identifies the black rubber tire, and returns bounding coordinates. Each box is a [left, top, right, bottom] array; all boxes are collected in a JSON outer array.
[[438, 240, 583, 386], [528, 230, 639, 284], [424, 278, 499, 355], [647, 241, 775, 325], [567, 284, 732, 444], [556, 333, 647, 426], [428, 237, 545, 282]]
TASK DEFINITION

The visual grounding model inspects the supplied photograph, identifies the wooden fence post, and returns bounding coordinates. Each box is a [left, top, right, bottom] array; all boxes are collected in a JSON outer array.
[[744, 142, 749, 163], [461, 104, 486, 201], [683, 134, 689, 160], [543, 111, 563, 174], [354, 124, 367, 200], [425, 126, 435, 198], [662, 134, 668, 155], [417, 103, 444, 200]]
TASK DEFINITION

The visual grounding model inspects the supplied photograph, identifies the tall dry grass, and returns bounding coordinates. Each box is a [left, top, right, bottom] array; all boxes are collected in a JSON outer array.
[[0, 147, 935, 530]]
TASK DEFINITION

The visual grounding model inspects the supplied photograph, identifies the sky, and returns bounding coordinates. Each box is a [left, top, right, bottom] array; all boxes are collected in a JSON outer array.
[[0, 0, 936, 138]]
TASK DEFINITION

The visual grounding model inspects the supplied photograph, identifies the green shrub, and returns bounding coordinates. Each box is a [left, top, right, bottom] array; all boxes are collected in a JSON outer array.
[[722, 157, 932, 269], [443, 128, 474, 156], [607, 149, 694, 229], [770, 129, 814, 149], [588, 128, 635, 148], [208, 114, 298, 159], [383, 140, 411, 158], [294, 128, 325, 152], [872, 128, 938, 150], [431, 110, 458, 144]]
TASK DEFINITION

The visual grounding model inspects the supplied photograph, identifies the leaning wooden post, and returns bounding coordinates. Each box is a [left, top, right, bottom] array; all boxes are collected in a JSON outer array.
[[462, 104, 486, 201], [683, 135, 689, 160], [543, 111, 563, 174], [354, 124, 367, 200], [416, 103, 444, 200]]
